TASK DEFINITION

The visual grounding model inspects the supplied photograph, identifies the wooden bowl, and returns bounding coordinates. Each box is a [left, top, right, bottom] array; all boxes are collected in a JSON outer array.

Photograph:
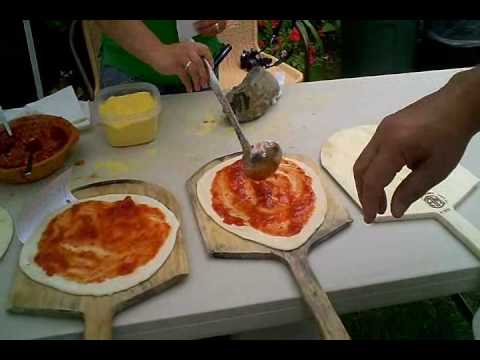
[[0, 115, 80, 184]]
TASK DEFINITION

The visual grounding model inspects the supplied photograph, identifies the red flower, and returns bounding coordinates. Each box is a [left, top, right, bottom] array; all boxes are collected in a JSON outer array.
[[271, 20, 281, 29], [308, 46, 317, 65], [289, 27, 301, 42], [258, 20, 267, 29]]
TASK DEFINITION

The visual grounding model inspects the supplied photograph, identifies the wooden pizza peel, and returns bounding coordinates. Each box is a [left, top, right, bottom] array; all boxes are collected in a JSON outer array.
[[7, 179, 189, 340], [187, 153, 353, 340]]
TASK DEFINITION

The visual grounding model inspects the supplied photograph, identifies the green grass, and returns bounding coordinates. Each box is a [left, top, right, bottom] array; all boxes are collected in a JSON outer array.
[[463, 291, 480, 310], [203, 290, 480, 340], [340, 291, 480, 340]]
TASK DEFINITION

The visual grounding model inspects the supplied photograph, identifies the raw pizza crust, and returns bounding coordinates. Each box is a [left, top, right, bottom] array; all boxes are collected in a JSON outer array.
[[0, 206, 14, 259], [320, 124, 480, 219], [197, 155, 327, 251], [321, 125, 419, 215], [320, 125, 387, 206], [19, 194, 179, 296]]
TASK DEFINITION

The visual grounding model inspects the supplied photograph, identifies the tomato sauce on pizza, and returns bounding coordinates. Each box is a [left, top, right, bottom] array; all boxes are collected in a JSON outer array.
[[34, 196, 171, 283], [211, 159, 315, 236]]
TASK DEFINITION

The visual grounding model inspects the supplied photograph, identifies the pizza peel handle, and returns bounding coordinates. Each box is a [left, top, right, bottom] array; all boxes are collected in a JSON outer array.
[[187, 152, 352, 340], [283, 251, 350, 340], [437, 208, 480, 259], [82, 298, 114, 340]]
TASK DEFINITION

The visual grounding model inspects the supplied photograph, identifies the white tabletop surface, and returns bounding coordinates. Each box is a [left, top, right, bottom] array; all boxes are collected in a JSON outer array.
[[1, 68, 480, 340]]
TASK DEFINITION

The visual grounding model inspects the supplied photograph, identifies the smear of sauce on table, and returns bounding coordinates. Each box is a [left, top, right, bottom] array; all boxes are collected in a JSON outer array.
[[94, 160, 130, 174], [194, 112, 220, 136]]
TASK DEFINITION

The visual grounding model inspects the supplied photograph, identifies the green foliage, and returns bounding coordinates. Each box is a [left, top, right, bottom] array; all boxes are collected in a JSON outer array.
[[258, 20, 342, 80], [341, 296, 475, 340]]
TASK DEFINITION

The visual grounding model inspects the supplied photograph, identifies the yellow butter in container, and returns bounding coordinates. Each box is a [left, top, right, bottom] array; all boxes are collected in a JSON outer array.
[[95, 83, 161, 147]]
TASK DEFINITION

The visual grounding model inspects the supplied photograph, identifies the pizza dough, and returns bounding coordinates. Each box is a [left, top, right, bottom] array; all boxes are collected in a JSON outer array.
[[197, 156, 327, 251], [0, 206, 14, 259], [320, 125, 415, 216], [19, 194, 179, 296], [322, 124, 480, 234]]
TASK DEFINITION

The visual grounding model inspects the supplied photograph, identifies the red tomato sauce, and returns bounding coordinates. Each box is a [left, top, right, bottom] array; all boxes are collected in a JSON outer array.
[[211, 159, 315, 236], [0, 118, 68, 169], [34, 196, 171, 283]]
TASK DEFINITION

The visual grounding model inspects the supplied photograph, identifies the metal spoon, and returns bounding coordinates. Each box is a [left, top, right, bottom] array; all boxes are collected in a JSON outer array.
[[24, 138, 41, 177], [204, 59, 282, 180]]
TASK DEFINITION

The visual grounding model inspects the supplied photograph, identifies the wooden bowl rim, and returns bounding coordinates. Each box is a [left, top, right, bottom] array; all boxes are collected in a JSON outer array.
[[0, 114, 80, 172]]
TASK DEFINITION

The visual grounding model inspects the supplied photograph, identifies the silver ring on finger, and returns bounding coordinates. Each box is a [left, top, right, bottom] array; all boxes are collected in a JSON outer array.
[[184, 60, 193, 71]]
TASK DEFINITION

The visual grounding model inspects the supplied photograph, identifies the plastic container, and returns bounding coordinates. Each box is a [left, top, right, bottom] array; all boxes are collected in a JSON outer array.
[[95, 82, 161, 147]]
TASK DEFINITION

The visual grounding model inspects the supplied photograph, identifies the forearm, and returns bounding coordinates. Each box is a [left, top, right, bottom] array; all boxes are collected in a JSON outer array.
[[95, 20, 165, 70], [442, 66, 480, 137]]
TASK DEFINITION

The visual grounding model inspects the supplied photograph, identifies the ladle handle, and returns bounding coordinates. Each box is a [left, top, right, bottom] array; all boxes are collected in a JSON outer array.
[[204, 59, 251, 155], [24, 152, 34, 176]]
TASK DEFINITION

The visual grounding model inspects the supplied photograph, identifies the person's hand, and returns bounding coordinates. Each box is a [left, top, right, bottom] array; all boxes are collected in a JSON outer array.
[[152, 42, 213, 93], [353, 75, 479, 224], [194, 20, 228, 37]]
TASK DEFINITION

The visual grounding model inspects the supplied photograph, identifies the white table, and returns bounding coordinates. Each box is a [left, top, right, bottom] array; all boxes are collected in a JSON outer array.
[[1, 68, 479, 340]]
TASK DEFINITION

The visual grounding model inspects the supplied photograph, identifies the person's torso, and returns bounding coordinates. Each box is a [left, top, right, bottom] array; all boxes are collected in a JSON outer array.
[[101, 20, 223, 90]]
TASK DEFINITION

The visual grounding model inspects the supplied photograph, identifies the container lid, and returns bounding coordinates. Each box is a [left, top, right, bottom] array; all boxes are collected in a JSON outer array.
[[95, 82, 161, 128]]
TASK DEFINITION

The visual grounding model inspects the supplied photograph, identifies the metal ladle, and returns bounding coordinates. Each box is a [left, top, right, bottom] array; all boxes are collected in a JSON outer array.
[[204, 60, 282, 180]]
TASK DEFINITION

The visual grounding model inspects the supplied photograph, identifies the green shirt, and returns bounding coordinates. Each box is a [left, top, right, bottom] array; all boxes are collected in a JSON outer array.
[[101, 20, 223, 91]]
